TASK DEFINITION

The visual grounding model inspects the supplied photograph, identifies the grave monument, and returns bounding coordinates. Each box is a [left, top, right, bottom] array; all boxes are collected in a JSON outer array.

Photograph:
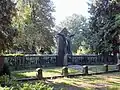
[[57, 28, 74, 66]]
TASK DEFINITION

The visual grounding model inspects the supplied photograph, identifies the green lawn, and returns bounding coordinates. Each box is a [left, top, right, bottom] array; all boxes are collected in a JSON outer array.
[[3, 65, 119, 90], [1, 72, 120, 90], [46, 72, 120, 90], [11, 67, 80, 79], [11, 65, 117, 79]]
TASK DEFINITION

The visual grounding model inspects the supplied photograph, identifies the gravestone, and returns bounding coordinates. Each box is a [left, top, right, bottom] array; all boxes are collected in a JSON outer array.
[[57, 28, 74, 66]]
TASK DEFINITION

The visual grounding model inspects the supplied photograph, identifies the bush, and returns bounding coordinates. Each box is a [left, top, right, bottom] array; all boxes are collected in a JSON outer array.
[[0, 81, 53, 90], [0, 75, 11, 88]]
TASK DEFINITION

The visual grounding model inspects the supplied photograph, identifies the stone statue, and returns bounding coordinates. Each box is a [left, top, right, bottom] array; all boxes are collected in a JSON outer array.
[[57, 28, 74, 55], [57, 28, 74, 66]]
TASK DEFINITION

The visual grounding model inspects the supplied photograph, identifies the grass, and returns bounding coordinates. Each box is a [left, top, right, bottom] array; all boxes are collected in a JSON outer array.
[[10, 65, 120, 90], [11, 67, 80, 79], [46, 72, 120, 90], [2, 73, 120, 90], [11, 65, 117, 79]]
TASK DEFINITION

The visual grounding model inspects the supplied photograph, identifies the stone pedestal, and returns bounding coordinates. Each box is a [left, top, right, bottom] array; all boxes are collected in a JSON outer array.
[[36, 68, 43, 79], [104, 64, 108, 72], [83, 65, 88, 75], [62, 67, 68, 77]]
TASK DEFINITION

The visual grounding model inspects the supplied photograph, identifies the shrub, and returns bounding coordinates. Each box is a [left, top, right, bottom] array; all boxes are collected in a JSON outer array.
[[0, 81, 53, 90]]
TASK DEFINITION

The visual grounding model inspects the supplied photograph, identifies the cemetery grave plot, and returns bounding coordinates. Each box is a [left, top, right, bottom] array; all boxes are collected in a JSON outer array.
[[11, 65, 117, 79], [11, 67, 80, 79]]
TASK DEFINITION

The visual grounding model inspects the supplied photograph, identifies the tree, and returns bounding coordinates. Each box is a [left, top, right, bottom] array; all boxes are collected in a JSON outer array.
[[88, 0, 120, 55], [0, 0, 17, 54], [12, 0, 55, 53], [56, 14, 89, 53]]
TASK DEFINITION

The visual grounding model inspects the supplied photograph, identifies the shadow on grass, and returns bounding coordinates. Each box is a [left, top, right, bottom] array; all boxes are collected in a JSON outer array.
[[82, 76, 105, 81], [108, 81, 120, 86], [47, 80, 85, 90], [48, 80, 120, 90]]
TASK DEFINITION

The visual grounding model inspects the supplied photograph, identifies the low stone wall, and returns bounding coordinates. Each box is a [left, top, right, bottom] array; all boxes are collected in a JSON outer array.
[[4, 54, 57, 70], [0, 54, 117, 70], [67, 54, 117, 65]]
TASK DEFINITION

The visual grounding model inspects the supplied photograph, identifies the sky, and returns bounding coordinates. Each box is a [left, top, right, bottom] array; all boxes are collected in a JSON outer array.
[[52, 0, 89, 25]]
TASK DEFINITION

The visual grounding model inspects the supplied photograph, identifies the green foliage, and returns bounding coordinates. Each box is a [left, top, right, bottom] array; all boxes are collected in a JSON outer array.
[[12, 0, 55, 54], [0, 75, 10, 84], [0, 0, 17, 54], [76, 46, 91, 54], [12, 0, 32, 31], [57, 14, 90, 53], [88, 0, 120, 54], [0, 74, 53, 89], [0, 81, 53, 90]]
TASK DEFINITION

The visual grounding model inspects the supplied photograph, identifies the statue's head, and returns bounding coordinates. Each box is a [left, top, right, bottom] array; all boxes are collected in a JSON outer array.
[[61, 28, 68, 36]]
